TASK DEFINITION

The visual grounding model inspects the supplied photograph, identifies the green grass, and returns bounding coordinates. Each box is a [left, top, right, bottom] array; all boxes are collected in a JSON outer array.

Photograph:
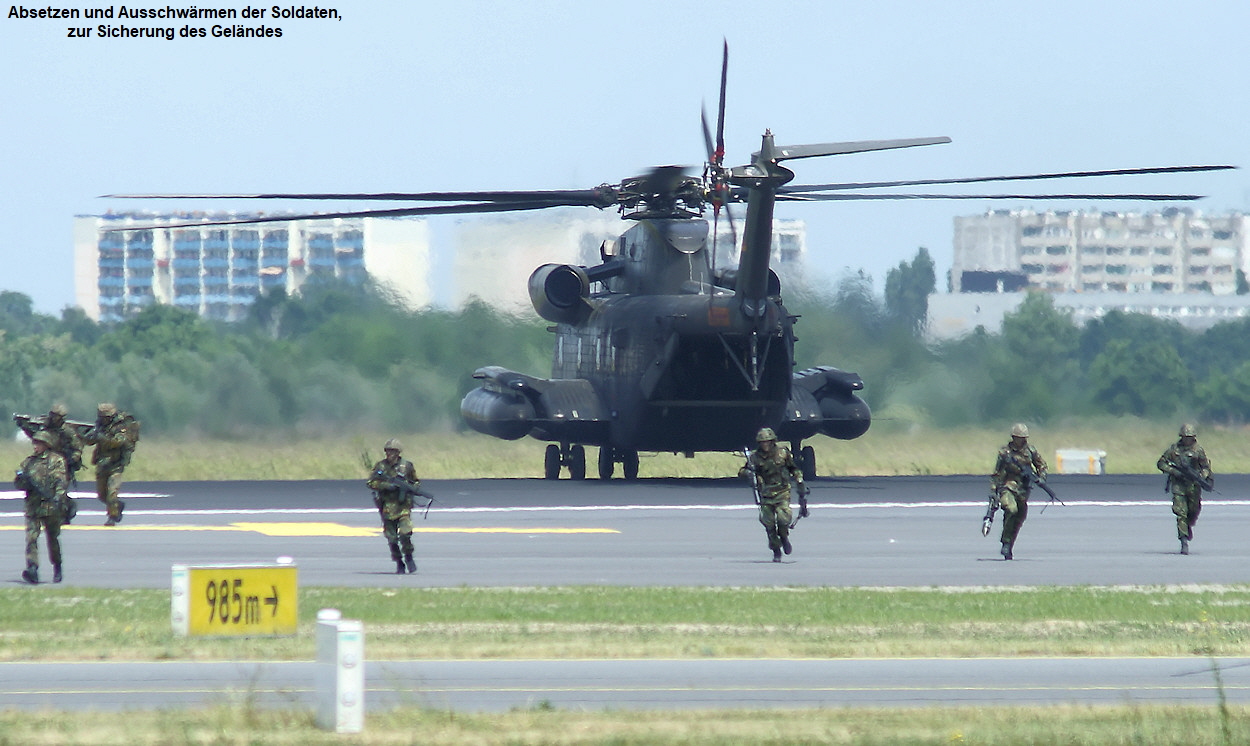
[[1, 704, 1249, 745], [5, 417, 1249, 480], [5, 586, 1250, 743], [4, 585, 1250, 662]]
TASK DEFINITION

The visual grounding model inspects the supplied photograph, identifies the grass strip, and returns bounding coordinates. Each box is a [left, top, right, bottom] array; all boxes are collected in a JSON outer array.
[[3, 585, 1250, 662], [0, 704, 1248, 745]]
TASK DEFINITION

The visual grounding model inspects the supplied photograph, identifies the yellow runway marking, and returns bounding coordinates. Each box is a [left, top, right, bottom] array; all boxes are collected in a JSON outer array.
[[0, 522, 618, 537]]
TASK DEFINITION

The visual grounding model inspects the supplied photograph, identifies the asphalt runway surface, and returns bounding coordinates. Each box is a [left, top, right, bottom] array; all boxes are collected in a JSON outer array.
[[4, 473, 1250, 713]]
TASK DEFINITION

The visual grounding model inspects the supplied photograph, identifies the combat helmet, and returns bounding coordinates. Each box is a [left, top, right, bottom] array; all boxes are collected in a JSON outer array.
[[1179, 423, 1197, 438], [49, 403, 68, 417], [384, 438, 403, 453], [97, 402, 117, 417], [755, 427, 777, 442], [32, 430, 57, 447], [1010, 423, 1029, 438]]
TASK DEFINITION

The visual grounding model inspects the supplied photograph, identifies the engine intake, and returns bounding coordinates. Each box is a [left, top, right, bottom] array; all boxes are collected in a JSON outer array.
[[529, 264, 592, 325]]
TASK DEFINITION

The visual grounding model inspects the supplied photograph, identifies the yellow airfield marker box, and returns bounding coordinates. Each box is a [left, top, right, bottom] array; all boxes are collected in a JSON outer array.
[[172, 560, 298, 636]]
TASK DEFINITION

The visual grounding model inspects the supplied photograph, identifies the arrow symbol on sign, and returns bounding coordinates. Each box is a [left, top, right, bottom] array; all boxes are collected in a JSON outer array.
[[265, 585, 278, 616]]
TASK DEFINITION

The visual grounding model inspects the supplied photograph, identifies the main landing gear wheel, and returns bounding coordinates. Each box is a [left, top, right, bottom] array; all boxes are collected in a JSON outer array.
[[569, 445, 587, 480], [622, 449, 639, 480], [544, 444, 561, 480], [598, 447, 615, 480], [799, 444, 816, 481], [597, 447, 640, 480]]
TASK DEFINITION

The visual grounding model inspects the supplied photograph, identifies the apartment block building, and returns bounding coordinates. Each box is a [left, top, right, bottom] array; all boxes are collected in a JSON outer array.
[[952, 208, 1248, 295], [74, 212, 430, 322]]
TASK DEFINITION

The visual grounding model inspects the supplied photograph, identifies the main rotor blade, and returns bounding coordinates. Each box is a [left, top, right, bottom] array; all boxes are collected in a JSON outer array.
[[98, 200, 582, 231], [701, 108, 716, 164], [777, 192, 1209, 202], [714, 39, 727, 166], [102, 188, 618, 206], [763, 137, 951, 162], [780, 164, 1238, 194]]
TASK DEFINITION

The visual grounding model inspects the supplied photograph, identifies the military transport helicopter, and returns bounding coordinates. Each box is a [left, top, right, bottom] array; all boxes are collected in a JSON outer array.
[[106, 44, 1233, 481]]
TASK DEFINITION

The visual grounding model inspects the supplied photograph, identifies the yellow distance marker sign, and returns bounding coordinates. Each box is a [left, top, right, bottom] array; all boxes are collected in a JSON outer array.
[[172, 563, 298, 636]]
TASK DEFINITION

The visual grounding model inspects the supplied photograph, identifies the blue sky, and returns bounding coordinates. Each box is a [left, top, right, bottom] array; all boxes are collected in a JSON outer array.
[[3, 0, 1247, 313]]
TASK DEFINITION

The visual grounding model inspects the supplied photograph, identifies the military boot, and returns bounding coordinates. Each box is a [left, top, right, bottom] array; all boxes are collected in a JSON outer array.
[[1180, 538, 1190, 555], [772, 548, 782, 563], [1001, 542, 1013, 560], [782, 536, 792, 555], [52, 564, 62, 583], [395, 559, 406, 574], [21, 564, 38, 584], [404, 554, 416, 574]]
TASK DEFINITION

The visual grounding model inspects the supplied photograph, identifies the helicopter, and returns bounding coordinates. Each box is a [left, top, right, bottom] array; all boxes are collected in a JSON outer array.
[[105, 44, 1234, 481]]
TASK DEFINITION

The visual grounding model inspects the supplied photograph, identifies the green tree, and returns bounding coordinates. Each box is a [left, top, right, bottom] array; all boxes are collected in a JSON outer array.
[[1088, 339, 1191, 417], [884, 247, 936, 336], [984, 292, 1083, 421]]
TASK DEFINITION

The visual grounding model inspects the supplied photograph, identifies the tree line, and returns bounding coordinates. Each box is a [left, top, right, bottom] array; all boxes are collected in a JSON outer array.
[[2, 251, 1247, 437]]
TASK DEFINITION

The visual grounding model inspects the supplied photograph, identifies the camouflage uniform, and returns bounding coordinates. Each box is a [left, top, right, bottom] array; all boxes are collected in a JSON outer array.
[[1156, 423, 1211, 555], [367, 439, 420, 574], [739, 428, 807, 562], [42, 407, 85, 482], [18, 432, 69, 584], [84, 403, 138, 526], [990, 424, 1048, 560], [15, 405, 86, 481]]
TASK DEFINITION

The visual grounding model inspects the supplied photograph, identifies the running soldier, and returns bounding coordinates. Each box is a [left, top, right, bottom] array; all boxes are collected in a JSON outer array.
[[1157, 423, 1213, 555], [739, 427, 809, 563], [989, 423, 1048, 560], [82, 403, 140, 526]]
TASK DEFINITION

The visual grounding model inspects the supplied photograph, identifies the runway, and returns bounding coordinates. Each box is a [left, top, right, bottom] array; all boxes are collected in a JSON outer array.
[[4, 474, 1250, 712], [3, 474, 1250, 588], [3, 657, 1250, 712]]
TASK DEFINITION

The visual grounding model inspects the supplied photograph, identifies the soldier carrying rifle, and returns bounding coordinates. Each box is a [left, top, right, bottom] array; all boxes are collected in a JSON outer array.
[[985, 423, 1049, 561], [366, 438, 432, 575], [1157, 423, 1213, 556], [13, 404, 89, 485], [739, 427, 808, 563]]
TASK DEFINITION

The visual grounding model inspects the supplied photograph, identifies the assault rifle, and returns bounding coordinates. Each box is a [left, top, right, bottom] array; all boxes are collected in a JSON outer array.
[[1018, 457, 1064, 514], [981, 491, 999, 536], [1165, 459, 1215, 493], [14, 469, 77, 524], [740, 448, 762, 507], [372, 469, 436, 518]]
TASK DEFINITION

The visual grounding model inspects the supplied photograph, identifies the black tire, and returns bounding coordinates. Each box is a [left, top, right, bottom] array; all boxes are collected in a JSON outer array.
[[569, 445, 587, 480], [598, 447, 615, 480], [622, 450, 640, 480], [544, 444, 561, 480], [800, 445, 817, 481]]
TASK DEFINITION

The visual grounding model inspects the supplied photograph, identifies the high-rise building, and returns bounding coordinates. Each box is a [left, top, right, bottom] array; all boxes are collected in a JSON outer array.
[[74, 213, 430, 322], [952, 208, 1247, 294]]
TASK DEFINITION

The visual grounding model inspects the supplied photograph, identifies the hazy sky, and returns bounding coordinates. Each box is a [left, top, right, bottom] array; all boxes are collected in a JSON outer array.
[[3, 0, 1247, 313]]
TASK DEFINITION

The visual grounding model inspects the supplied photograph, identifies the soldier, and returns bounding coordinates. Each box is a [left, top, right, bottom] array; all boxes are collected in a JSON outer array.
[[989, 423, 1048, 560], [15, 404, 86, 483], [1157, 423, 1212, 555], [739, 427, 808, 563], [16, 431, 69, 584], [82, 403, 140, 526], [366, 438, 421, 574]]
